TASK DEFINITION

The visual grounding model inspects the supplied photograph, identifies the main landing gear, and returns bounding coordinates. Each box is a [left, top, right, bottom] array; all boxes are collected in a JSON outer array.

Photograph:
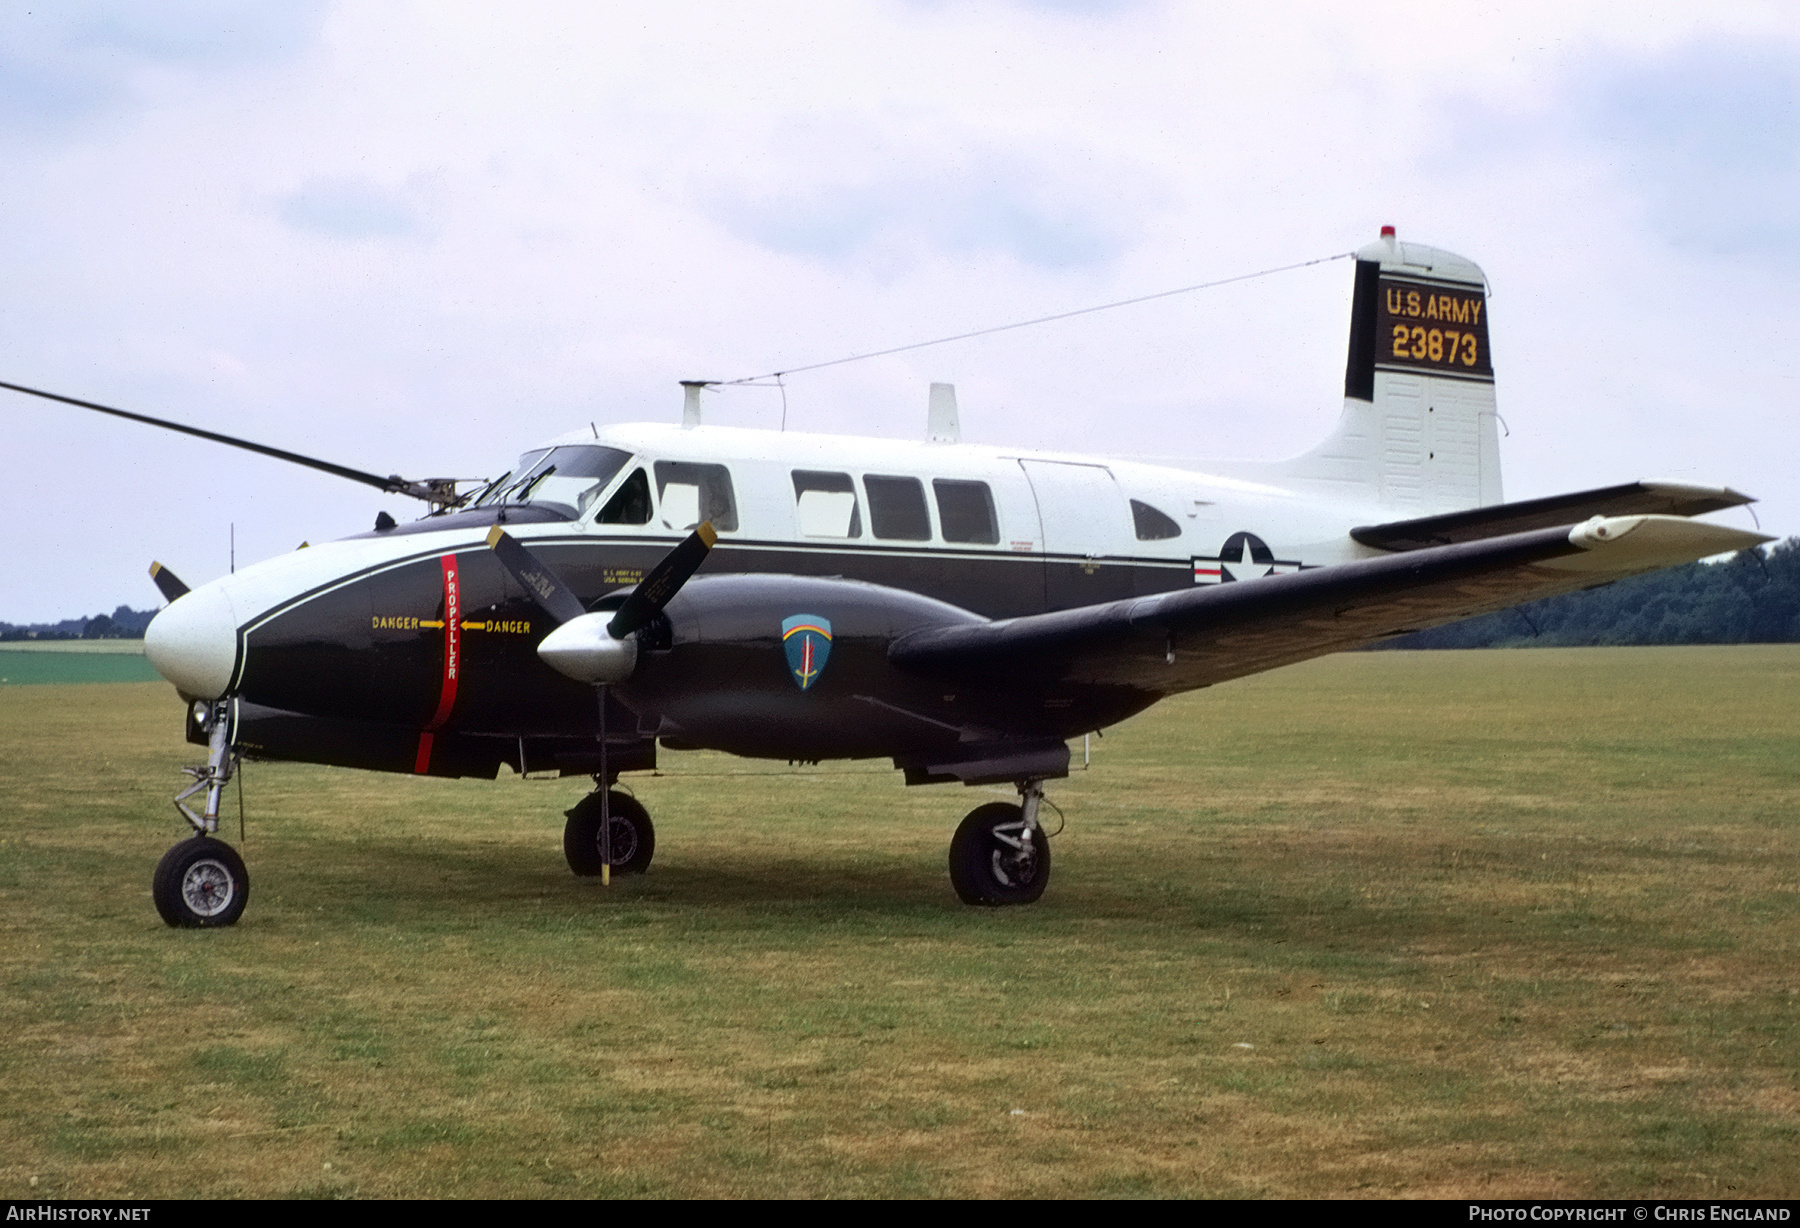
[[949, 779, 1053, 906], [563, 786, 656, 876], [153, 699, 250, 927]]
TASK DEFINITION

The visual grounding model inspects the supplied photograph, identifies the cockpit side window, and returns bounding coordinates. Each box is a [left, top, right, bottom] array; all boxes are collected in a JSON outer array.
[[792, 470, 862, 538], [654, 461, 738, 532], [865, 475, 931, 541], [595, 468, 652, 525], [1130, 499, 1183, 541]]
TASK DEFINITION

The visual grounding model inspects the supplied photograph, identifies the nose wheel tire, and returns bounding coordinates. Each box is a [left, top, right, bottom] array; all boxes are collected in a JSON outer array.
[[949, 801, 1050, 906], [153, 836, 250, 928], [564, 790, 656, 876]]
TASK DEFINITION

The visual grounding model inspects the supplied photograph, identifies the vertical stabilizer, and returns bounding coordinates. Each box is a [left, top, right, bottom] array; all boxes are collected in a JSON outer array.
[[1275, 228, 1502, 512]]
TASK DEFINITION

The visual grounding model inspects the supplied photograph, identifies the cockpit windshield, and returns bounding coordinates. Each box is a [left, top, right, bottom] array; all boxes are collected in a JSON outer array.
[[470, 445, 633, 520]]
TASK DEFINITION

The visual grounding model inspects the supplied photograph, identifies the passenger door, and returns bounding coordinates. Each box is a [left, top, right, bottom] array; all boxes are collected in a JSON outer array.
[[1017, 460, 1135, 610]]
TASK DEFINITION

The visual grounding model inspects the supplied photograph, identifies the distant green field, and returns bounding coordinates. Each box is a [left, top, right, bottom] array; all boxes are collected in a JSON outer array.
[[0, 647, 1796, 1199], [0, 649, 161, 686]]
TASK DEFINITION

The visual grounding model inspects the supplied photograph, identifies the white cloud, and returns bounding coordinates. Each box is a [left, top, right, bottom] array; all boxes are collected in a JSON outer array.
[[278, 176, 424, 239], [0, 2, 324, 133]]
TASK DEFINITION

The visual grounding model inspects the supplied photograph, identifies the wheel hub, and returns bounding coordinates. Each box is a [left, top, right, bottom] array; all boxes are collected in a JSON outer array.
[[181, 859, 236, 917], [595, 818, 639, 866], [988, 821, 1038, 888]]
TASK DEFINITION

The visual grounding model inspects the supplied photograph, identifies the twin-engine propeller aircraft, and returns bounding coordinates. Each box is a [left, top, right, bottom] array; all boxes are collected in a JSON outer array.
[[11, 227, 1771, 926]]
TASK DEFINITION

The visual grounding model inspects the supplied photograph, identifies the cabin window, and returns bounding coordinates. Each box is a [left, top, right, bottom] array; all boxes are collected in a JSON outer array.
[[792, 470, 862, 538], [932, 479, 999, 544], [595, 468, 652, 525], [654, 461, 738, 532], [865, 475, 931, 541], [1131, 499, 1182, 541]]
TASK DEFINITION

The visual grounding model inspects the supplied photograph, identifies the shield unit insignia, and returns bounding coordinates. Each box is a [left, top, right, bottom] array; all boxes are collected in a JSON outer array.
[[781, 615, 833, 691]]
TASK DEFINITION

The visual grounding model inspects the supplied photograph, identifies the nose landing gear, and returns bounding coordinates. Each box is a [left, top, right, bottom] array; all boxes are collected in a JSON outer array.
[[949, 779, 1053, 906], [153, 836, 249, 927], [563, 787, 656, 877], [153, 699, 250, 928]]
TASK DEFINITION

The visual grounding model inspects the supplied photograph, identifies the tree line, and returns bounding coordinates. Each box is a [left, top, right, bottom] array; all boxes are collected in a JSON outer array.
[[1378, 536, 1800, 649], [0, 606, 158, 641]]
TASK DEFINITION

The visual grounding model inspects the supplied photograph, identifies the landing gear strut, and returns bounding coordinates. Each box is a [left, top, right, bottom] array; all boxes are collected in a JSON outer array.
[[153, 699, 250, 927], [949, 779, 1052, 906], [564, 788, 656, 876]]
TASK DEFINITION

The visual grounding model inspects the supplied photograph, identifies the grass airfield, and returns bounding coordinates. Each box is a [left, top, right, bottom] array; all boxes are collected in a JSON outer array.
[[1, 646, 1796, 1199]]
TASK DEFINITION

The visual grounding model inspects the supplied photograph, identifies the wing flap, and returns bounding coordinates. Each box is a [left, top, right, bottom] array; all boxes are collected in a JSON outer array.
[[1350, 481, 1754, 552], [891, 516, 1772, 695]]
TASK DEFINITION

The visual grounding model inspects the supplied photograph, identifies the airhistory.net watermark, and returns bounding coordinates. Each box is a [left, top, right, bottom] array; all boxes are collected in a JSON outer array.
[[6, 1209, 151, 1222]]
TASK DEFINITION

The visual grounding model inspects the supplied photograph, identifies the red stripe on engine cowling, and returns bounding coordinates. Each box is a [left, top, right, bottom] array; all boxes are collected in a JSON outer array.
[[414, 554, 462, 774]]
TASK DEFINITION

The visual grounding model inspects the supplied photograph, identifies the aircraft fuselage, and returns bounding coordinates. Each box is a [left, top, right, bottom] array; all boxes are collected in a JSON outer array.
[[146, 422, 1388, 780]]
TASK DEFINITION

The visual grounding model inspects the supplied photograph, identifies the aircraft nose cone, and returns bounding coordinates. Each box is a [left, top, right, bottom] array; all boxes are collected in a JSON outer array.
[[144, 585, 239, 699]]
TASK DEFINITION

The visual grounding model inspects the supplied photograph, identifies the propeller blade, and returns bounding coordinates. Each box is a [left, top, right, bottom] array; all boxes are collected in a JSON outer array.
[[1, 378, 471, 508], [488, 520, 715, 643], [607, 522, 717, 638], [148, 561, 190, 603], [484, 527, 588, 625]]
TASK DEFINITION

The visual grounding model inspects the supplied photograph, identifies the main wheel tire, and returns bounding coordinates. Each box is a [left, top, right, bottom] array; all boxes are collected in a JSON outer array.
[[152, 836, 250, 928], [563, 791, 656, 876], [948, 801, 1051, 906]]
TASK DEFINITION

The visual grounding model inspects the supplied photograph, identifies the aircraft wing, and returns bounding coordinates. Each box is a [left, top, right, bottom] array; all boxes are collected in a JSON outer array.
[[1350, 481, 1753, 552], [890, 514, 1771, 696]]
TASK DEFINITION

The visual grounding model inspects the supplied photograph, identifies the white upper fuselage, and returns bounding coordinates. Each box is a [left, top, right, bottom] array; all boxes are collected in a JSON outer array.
[[517, 420, 1393, 566]]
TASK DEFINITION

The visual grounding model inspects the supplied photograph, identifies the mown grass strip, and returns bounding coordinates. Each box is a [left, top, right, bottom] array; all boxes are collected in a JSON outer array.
[[0, 647, 1795, 1198], [0, 651, 160, 685]]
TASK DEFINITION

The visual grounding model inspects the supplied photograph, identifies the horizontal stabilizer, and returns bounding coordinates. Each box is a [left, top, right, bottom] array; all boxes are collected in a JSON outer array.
[[891, 516, 1773, 698], [1351, 481, 1755, 552]]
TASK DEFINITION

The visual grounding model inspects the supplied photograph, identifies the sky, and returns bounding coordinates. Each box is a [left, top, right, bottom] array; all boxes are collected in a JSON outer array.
[[3, 1, 1796, 623]]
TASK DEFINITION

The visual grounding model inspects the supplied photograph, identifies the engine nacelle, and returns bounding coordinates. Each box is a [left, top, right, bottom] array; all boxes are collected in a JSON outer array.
[[617, 573, 985, 760]]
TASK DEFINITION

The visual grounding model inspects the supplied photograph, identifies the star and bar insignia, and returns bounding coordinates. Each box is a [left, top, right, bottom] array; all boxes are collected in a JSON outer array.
[[1192, 531, 1304, 585]]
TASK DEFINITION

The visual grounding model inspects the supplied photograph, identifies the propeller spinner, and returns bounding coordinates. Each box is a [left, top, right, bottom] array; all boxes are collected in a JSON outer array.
[[485, 522, 717, 684]]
